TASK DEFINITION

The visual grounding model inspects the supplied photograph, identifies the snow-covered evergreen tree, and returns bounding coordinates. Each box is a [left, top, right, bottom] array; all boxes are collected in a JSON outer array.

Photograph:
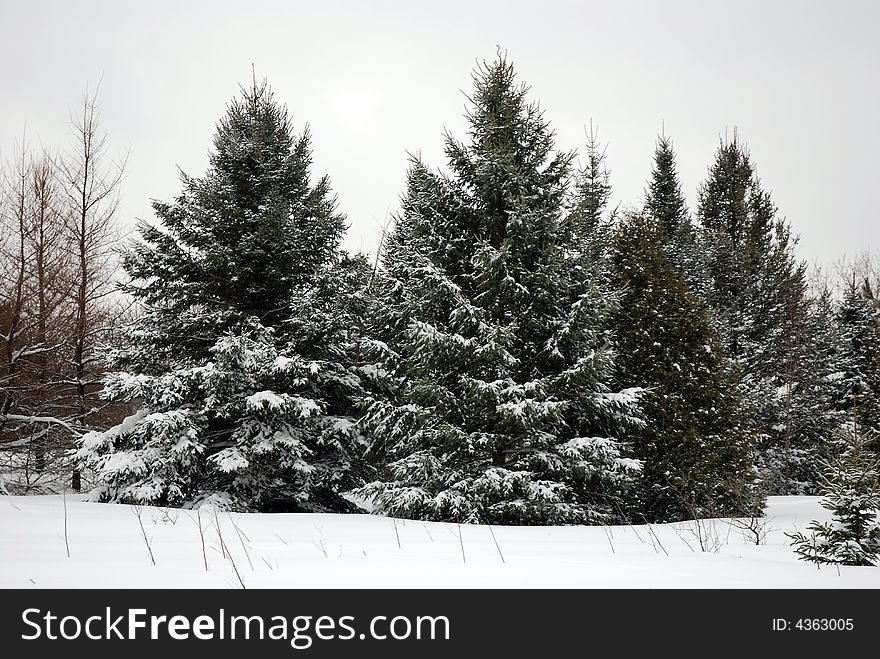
[[76, 80, 369, 512], [570, 123, 613, 253], [696, 134, 820, 493], [643, 134, 709, 299], [609, 211, 759, 522], [834, 278, 880, 438], [356, 56, 643, 525], [763, 288, 850, 493], [645, 135, 688, 240], [788, 421, 880, 566]]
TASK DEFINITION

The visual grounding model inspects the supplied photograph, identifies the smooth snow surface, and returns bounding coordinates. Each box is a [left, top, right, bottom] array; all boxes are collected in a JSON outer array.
[[2, 496, 878, 588]]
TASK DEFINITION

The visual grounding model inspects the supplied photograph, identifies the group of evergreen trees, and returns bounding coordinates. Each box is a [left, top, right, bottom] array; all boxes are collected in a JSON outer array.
[[75, 56, 880, 526]]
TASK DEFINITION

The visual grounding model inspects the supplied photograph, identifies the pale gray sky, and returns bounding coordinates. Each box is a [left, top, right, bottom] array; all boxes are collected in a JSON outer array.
[[2, 0, 878, 266]]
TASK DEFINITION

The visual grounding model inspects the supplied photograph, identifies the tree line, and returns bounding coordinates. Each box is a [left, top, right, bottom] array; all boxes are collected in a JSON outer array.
[[3, 56, 879, 526], [0, 90, 127, 494]]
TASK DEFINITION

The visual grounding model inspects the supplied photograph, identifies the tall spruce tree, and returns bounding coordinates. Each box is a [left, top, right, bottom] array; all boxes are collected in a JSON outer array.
[[357, 56, 642, 525], [643, 134, 709, 300], [645, 135, 688, 239], [566, 122, 615, 287], [76, 80, 368, 512], [778, 288, 851, 489], [696, 134, 823, 493], [834, 278, 880, 437], [572, 123, 612, 239], [609, 211, 758, 522]]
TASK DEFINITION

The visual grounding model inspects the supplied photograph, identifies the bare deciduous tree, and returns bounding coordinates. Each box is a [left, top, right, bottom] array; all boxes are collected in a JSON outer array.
[[0, 142, 78, 492], [0, 88, 129, 494], [56, 87, 128, 491]]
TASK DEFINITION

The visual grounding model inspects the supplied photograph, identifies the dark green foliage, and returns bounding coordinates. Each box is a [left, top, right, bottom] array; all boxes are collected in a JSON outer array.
[[121, 80, 346, 367], [77, 80, 367, 511], [696, 135, 828, 493], [357, 56, 642, 525], [834, 278, 880, 438], [609, 211, 759, 522], [571, 124, 613, 240], [763, 289, 850, 492], [645, 136, 688, 240], [644, 134, 709, 302], [788, 423, 880, 566]]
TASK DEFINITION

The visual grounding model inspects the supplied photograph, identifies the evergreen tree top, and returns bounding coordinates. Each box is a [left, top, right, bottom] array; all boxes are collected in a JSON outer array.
[[645, 134, 688, 239], [121, 77, 346, 362], [837, 274, 879, 340], [443, 55, 575, 240], [458, 55, 557, 161], [569, 121, 612, 245], [212, 79, 296, 178], [697, 133, 759, 239]]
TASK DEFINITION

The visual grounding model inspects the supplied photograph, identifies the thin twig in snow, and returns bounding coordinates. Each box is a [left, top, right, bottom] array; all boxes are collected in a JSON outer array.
[[644, 522, 669, 557], [628, 521, 647, 546], [392, 516, 401, 549], [646, 529, 659, 554], [313, 527, 328, 557], [233, 514, 251, 542], [488, 525, 505, 563], [196, 509, 208, 571], [671, 523, 695, 553], [228, 512, 253, 571], [213, 509, 227, 559], [62, 490, 70, 558], [132, 505, 156, 566], [423, 523, 434, 542], [457, 523, 466, 564], [218, 531, 245, 589], [602, 525, 615, 554]]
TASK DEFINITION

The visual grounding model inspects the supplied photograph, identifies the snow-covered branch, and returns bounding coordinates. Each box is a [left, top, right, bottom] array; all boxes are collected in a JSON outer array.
[[0, 413, 82, 438]]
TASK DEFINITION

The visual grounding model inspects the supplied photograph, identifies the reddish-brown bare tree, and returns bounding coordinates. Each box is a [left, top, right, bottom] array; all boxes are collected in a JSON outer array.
[[55, 87, 128, 491], [0, 143, 79, 492], [0, 89, 128, 494]]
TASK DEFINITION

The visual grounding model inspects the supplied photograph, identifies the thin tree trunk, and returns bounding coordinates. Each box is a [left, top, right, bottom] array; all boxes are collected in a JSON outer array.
[[56, 88, 126, 492], [34, 163, 50, 473]]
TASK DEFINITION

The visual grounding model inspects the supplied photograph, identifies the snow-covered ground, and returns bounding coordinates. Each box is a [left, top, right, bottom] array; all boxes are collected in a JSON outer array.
[[1, 495, 877, 588]]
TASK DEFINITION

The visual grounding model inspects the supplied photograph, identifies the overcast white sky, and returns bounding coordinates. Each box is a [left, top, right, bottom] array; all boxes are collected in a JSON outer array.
[[2, 0, 878, 266]]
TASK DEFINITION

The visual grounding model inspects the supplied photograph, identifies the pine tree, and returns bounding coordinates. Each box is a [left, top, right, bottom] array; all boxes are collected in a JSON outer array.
[[565, 122, 616, 292], [788, 420, 880, 566], [645, 135, 688, 240], [834, 278, 880, 438], [356, 56, 642, 525], [768, 288, 850, 492], [571, 123, 612, 240], [609, 211, 759, 522], [696, 134, 817, 493], [643, 134, 708, 299], [118, 80, 345, 366], [76, 80, 368, 512]]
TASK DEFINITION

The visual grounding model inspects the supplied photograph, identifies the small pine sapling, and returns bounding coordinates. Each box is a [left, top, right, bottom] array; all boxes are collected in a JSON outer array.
[[788, 414, 880, 567]]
